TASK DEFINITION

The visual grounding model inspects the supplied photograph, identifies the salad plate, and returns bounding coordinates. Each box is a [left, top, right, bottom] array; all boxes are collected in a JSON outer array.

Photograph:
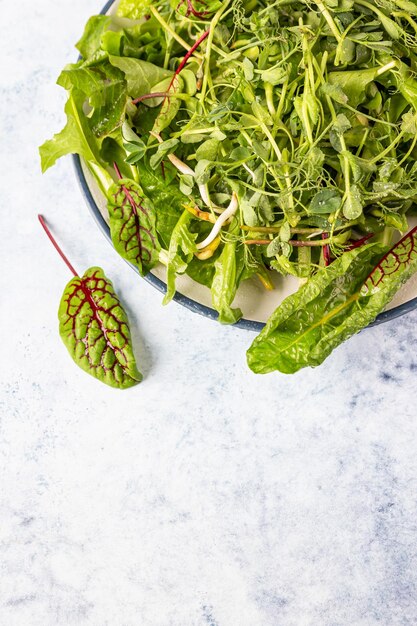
[[73, 0, 417, 331]]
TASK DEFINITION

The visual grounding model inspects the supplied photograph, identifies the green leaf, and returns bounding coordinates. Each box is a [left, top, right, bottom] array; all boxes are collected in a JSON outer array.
[[109, 55, 172, 98], [280, 221, 291, 242], [149, 137, 179, 169], [180, 69, 197, 96], [116, 0, 153, 19], [321, 82, 348, 105], [195, 138, 220, 161], [343, 184, 363, 219], [260, 66, 287, 85], [39, 90, 105, 173], [266, 236, 282, 257], [309, 189, 343, 214], [58, 63, 127, 137], [76, 15, 111, 60], [164, 211, 197, 304], [211, 227, 243, 324], [251, 100, 273, 126], [136, 159, 186, 246], [152, 76, 184, 134], [401, 110, 417, 139], [107, 178, 161, 276], [242, 57, 254, 81], [179, 174, 194, 195], [194, 159, 213, 185], [247, 244, 389, 374], [241, 199, 258, 227], [59, 267, 142, 388], [328, 67, 382, 107], [341, 151, 376, 182]]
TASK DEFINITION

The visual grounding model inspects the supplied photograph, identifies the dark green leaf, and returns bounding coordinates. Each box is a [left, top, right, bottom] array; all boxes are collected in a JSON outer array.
[[309, 189, 343, 214], [247, 244, 388, 374]]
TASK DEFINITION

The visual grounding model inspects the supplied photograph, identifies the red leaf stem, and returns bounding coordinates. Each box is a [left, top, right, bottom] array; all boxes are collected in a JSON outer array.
[[322, 232, 330, 266], [346, 233, 375, 250], [38, 215, 78, 277], [132, 28, 210, 107], [177, 0, 211, 18]]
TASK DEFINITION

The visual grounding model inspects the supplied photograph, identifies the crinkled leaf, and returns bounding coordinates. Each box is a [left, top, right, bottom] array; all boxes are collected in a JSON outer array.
[[107, 178, 160, 276], [59, 267, 142, 388], [76, 15, 111, 60], [247, 244, 389, 374], [58, 63, 127, 137], [116, 0, 153, 19], [39, 90, 106, 173]]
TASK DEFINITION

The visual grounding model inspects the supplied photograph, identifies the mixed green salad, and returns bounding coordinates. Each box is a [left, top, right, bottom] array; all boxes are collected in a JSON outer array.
[[41, 0, 417, 374]]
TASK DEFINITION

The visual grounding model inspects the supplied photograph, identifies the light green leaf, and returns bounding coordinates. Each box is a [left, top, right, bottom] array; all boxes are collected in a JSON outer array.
[[164, 211, 197, 304], [116, 0, 153, 19], [211, 227, 243, 324], [58, 63, 127, 137], [242, 57, 254, 81], [39, 90, 105, 173], [76, 15, 111, 59], [343, 184, 363, 219], [59, 267, 142, 388], [196, 139, 220, 161], [152, 76, 184, 134], [109, 55, 172, 98], [261, 66, 287, 85]]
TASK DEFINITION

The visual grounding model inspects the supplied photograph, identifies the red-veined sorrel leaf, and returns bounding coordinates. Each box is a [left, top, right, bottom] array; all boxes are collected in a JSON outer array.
[[107, 168, 160, 276], [39, 215, 142, 389], [361, 226, 417, 295]]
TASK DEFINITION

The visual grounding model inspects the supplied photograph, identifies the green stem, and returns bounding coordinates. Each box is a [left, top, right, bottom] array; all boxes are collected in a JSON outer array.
[[199, 0, 231, 103], [316, 1, 343, 42], [265, 82, 276, 118], [149, 6, 203, 59]]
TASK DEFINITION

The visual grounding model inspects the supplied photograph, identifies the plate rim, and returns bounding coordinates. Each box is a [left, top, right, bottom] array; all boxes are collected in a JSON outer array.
[[72, 0, 417, 331]]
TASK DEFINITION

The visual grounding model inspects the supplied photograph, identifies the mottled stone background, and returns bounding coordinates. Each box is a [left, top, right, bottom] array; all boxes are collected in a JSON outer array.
[[1, 1, 417, 624]]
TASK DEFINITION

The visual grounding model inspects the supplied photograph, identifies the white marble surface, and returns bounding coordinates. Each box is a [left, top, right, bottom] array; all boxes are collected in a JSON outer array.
[[1, 1, 417, 624]]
